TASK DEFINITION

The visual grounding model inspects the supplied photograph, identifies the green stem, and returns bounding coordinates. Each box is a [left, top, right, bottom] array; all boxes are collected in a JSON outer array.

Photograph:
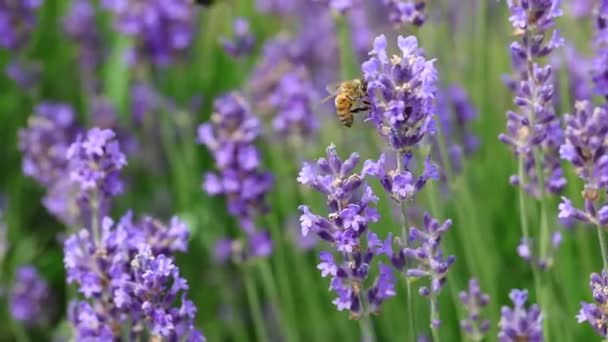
[[430, 297, 440, 342], [596, 223, 608, 272], [517, 156, 545, 339], [358, 314, 375, 342], [397, 150, 416, 342], [244, 269, 270, 342], [257, 260, 298, 342]]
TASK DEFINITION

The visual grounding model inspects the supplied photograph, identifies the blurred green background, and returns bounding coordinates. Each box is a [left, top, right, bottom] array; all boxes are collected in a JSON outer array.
[[0, 0, 602, 341]]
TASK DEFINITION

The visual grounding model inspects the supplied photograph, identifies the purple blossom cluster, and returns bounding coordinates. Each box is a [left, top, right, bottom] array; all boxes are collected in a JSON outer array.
[[63, 0, 104, 91], [459, 279, 491, 341], [9, 265, 52, 327], [297, 145, 396, 316], [363, 34, 438, 152], [64, 214, 203, 340], [198, 93, 274, 262], [67, 127, 127, 214], [577, 271, 608, 337], [499, 0, 566, 198], [220, 18, 255, 58], [381, 0, 426, 27], [248, 35, 319, 141], [0, 0, 41, 50], [101, 0, 196, 66], [18, 103, 81, 225], [498, 289, 543, 342], [558, 101, 608, 226], [436, 85, 479, 174], [592, 0, 608, 98], [391, 213, 455, 327]]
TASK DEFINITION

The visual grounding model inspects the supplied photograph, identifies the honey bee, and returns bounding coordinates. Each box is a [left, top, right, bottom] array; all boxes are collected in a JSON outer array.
[[321, 79, 370, 127]]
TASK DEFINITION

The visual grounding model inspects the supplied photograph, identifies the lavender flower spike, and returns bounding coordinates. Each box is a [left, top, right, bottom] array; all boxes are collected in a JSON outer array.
[[10, 265, 53, 326], [298, 144, 395, 317], [382, 1, 427, 27], [498, 289, 543, 342], [198, 93, 274, 261], [577, 271, 608, 337], [558, 101, 608, 226], [459, 279, 491, 341], [220, 18, 255, 58], [499, 0, 566, 197]]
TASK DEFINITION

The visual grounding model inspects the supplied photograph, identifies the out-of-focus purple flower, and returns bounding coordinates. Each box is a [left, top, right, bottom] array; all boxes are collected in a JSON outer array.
[[312, 0, 354, 13], [67, 127, 127, 215], [435, 85, 479, 174], [516, 230, 562, 268], [556, 44, 592, 102], [297, 145, 395, 316], [220, 18, 255, 58], [248, 35, 320, 141], [592, 0, 608, 98], [567, 0, 594, 18], [0, 0, 42, 51], [577, 271, 608, 337], [381, 0, 426, 27], [558, 101, 608, 226], [6, 60, 39, 89], [459, 279, 491, 341], [10, 265, 52, 326], [130, 82, 162, 124], [19, 103, 77, 187], [363, 34, 438, 152], [254, 0, 297, 14], [198, 93, 274, 261], [0, 213, 6, 264], [498, 289, 543, 342], [499, 0, 566, 198], [64, 213, 203, 340], [18, 103, 84, 225], [63, 0, 103, 91], [101, 0, 197, 66]]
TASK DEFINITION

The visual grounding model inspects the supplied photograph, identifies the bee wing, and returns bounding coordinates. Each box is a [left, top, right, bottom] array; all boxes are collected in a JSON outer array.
[[319, 82, 343, 104]]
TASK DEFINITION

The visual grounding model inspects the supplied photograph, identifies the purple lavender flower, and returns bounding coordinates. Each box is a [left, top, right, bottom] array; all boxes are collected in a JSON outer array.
[[63, 0, 103, 91], [101, 0, 196, 66], [248, 36, 320, 141], [459, 279, 491, 341], [498, 289, 543, 342], [220, 18, 255, 58], [362, 34, 438, 152], [577, 271, 608, 337], [558, 101, 608, 225], [297, 144, 395, 316], [10, 265, 53, 326], [381, 1, 426, 27], [567, 0, 594, 18], [67, 127, 127, 207], [499, 0, 566, 198], [0, 0, 42, 51], [254, 0, 297, 14], [312, 0, 354, 13], [197, 93, 274, 261], [435, 85, 479, 174], [64, 213, 203, 340], [592, 0, 608, 98], [18, 103, 82, 225]]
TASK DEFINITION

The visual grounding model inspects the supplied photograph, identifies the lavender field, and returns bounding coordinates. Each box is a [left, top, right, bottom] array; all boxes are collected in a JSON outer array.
[[1, 0, 607, 341]]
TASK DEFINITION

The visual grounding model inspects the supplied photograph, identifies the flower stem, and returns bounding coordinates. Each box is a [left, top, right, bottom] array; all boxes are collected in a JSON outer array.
[[596, 223, 608, 272], [397, 150, 416, 342], [430, 297, 440, 342], [90, 190, 100, 246], [517, 156, 546, 340], [244, 269, 270, 342], [358, 314, 375, 342]]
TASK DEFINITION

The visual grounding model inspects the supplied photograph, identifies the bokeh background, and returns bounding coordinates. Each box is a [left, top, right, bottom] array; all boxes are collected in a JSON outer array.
[[0, 0, 603, 341]]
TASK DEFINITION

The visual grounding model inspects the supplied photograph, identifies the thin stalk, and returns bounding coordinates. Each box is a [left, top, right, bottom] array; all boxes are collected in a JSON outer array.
[[517, 156, 545, 338], [356, 287, 376, 342], [244, 269, 270, 342], [596, 222, 608, 272], [397, 150, 416, 342], [430, 297, 440, 342], [90, 190, 100, 246], [257, 260, 298, 342]]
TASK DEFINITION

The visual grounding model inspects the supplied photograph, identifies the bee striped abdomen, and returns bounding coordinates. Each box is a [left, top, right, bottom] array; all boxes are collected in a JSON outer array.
[[335, 94, 354, 127]]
